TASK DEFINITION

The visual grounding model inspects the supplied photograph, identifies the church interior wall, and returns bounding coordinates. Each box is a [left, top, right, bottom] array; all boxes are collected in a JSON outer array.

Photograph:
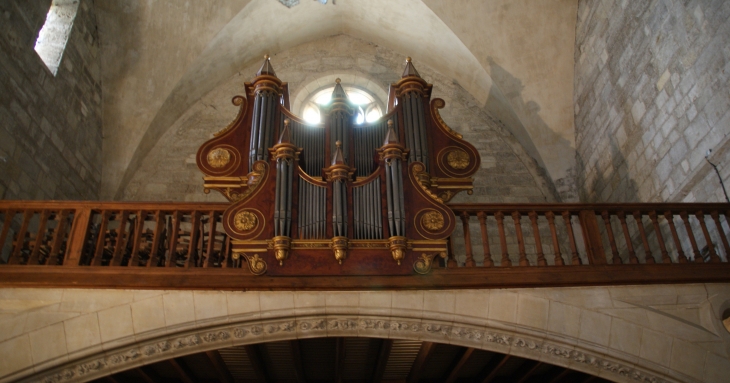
[[575, 0, 730, 203], [1, 285, 729, 383], [0, 0, 103, 201], [122, 35, 558, 205]]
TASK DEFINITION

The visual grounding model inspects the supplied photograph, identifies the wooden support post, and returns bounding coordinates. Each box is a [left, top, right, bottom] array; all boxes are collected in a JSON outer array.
[[578, 210, 606, 265], [64, 208, 91, 267]]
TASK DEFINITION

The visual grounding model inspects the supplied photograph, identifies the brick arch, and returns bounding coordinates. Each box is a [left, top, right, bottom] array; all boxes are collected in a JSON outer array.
[[1, 288, 719, 383]]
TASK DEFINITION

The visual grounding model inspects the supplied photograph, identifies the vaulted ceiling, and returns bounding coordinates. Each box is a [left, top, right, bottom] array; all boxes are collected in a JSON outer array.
[[94, 0, 579, 200]]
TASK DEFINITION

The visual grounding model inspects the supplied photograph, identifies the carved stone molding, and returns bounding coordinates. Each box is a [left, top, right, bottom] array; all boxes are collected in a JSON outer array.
[[30, 316, 675, 383]]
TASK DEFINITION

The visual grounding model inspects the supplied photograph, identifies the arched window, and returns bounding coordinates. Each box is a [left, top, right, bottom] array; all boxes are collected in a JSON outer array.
[[300, 86, 384, 124], [34, 0, 80, 76]]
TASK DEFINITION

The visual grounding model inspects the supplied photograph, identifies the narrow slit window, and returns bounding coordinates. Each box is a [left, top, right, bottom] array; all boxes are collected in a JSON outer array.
[[34, 0, 80, 76]]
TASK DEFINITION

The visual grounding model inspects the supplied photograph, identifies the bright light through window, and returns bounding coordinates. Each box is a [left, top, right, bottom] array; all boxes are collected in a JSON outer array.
[[301, 85, 383, 124], [35, 0, 80, 76]]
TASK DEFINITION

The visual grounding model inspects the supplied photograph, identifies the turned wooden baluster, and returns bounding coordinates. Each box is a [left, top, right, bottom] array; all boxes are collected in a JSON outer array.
[[679, 211, 703, 263], [128, 210, 145, 267], [494, 212, 511, 266], [663, 211, 687, 263], [616, 211, 638, 264], [477, 212, 494, 267], [45, 209, 71, 265], [710, 210, 730, 261], [0, 210, 14, 256], [110, 211, 131, 266], [561, 211, 581, 265], [695, 211, 720, 263], [184, 211, 201, 268], [632, 211, 655, 264], [512, 212, 529, 266], [91, 210, 112, 267], [27, 210, 51, 265], [545, 211, 564, 266], [601, 211, 621, 264], [460, 212, 475, 267], [166, 211, 182, 267], [148, 211, 165, 267], [8, 210, 33, 265], [203, 211, 217, 268], [221, 235, 231, 268], [528, 212, 547, 266], [647, 211, 671, 263]]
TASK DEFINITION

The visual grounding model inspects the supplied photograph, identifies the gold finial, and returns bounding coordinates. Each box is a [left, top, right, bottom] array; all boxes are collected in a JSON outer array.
[[284, 118, 290, 126], [264, 54, 270, 60], [406, 57, 412, 62], [387, 119, 394, 128], [335, 78, 341, 84], [336, 140, 342, 148]]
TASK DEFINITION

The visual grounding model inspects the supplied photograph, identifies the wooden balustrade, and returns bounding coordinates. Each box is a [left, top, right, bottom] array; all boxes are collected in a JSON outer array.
[[446, 203, 730, 267], [0, 201, 230, 268], [1, 201, 730, 290]]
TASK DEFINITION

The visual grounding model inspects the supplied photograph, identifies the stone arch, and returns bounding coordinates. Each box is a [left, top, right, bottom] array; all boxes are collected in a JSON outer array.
[[3, 286, 727, 383]]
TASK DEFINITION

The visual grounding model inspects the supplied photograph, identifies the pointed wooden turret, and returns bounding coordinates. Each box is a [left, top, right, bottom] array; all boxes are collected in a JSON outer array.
[[256, 54, 277, 77], [331, 140, 346, 165], [331, 78, 348, 100], [402, 57, 421, 78]]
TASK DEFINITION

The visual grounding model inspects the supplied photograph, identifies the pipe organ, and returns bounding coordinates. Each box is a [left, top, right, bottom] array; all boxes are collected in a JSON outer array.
[[197, 56, 480, 275]]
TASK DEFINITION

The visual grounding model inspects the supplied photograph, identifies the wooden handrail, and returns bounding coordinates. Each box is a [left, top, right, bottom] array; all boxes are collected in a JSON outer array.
[[1, 200, 729, 290]]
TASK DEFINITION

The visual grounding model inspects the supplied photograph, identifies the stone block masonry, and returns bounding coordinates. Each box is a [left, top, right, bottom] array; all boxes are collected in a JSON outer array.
[[574, 0, 730, 202], [0, 0, 102, 200]]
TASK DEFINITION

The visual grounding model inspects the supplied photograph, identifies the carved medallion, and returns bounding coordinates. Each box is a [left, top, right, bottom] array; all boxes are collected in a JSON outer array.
[[421, 210, 445, 231], [233, 211, 258, 231], [207, 148, 231, 168], [446, 149, 470, 169]]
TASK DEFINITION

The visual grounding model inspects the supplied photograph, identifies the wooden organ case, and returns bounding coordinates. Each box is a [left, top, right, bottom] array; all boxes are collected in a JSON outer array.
[[196, 56, 480, 276]]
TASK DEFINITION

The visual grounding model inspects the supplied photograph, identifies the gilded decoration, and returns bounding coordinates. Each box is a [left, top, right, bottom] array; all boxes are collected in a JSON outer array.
[[207, 148, 232, 168], [413, 251, 447, 274], [421, 210, 445, 231], [234, 211, 258, 231], [446, 149, 470, 170]]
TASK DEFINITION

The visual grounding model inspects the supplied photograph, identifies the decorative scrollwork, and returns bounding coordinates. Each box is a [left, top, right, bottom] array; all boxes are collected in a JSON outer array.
[[431, 98, 463, 139], [421, 210, 445, 231], [233, 211, 257, 231], [413, 252, 446, 274], [412, 163, 443, 203], [239, 253, 267, 275], [446, 150, 470, 170], [207, 148, 231, 168]]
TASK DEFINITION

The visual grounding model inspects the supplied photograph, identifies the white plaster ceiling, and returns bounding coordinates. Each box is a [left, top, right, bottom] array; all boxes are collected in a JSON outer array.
[[96, 0, 579, 200]]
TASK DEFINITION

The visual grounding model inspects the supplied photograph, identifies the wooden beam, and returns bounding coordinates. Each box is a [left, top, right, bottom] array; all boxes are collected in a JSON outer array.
[[514, 361, 542, 383], [206, 350, 234, 383], [135, 367, 160, 383], [477, 354, 510, 383], [580, 375, 597, 383], [244, 345, 269, 383], [169, 358, 195, 383], [291, 340, 307, 383], [335, 338, 345, 383], [407, 342, 435, 383], [547, 367, 571, 383], [444, 347, 474, 383], [371, 339, 393, 383], [2, 263, 730, 290]]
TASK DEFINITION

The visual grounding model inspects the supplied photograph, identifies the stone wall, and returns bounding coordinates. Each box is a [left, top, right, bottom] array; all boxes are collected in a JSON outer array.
[[123, 35, 558, 204], [1, 285, 729, 383], [0, 0, 102, 200], [574, 0, 730, 202]]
